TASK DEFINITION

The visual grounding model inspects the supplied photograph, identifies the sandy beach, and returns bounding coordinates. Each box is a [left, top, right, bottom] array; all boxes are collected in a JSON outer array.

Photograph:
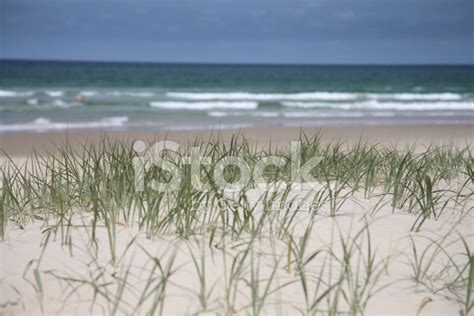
[[3, 0, 473, 313], [1, 123, 472, 156], [1, 124, 473, 315]]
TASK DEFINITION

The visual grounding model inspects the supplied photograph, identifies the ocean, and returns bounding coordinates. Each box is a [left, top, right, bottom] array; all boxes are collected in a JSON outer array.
[[0, 60, 473, 133]]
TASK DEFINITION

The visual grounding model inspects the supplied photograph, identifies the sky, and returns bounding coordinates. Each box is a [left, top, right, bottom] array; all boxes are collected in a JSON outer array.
[[1, 0, 473, 64]]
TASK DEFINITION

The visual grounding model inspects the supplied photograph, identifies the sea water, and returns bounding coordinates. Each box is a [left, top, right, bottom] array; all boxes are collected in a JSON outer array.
[[1, 60, 472, 132]]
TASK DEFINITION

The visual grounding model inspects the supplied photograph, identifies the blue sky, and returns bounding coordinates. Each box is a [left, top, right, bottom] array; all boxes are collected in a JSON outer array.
[[2, 0, 473, 64]]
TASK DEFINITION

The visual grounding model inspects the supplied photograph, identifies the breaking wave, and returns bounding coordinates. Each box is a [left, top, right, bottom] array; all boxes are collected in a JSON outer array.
[[281, 100, 474, 111], [0, 116, 129, 132], [167, 91, 465, 102], [150, 101, 258, 110]]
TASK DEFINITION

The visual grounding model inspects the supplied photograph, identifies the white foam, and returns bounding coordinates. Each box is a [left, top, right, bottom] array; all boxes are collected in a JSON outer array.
[[101, 116, 129, 125], [32, 117, 51, 125], [48, 99, 82, 108], [80, 91, 98, 97], [52, 99, 69, 107], [207, 111, 279, 118], [281, 100, 474, 111], [165, 123, 253, 131], [45, 90, 64, 97], [0, 89, 34, 97], [254, 112, 280, 117], [283, 111, 366, 118], [150, 101, 258, 110], [77, 91, 155, 98], [109, 91, 155, 97], [370, 93, 462, 101], [207, 111, 228, 117], [0, 116, 129, 133], [167, 92, 356, 101], [167, 91, 467, 102], [27, 99, 39, 105]]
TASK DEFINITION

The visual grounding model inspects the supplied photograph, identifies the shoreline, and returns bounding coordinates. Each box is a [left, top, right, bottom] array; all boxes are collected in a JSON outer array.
[[1, 123, 472, 156]]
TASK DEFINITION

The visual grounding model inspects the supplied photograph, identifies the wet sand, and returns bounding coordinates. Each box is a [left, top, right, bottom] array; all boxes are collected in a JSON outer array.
[[1, 123, 472, 156]]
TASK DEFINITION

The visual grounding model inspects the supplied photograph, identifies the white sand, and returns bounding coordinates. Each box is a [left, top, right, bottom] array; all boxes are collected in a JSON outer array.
[[1, 180, 472, 315]]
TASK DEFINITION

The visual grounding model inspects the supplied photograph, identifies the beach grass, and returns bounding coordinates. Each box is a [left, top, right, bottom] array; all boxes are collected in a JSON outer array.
[[0, 133, 472, 314]]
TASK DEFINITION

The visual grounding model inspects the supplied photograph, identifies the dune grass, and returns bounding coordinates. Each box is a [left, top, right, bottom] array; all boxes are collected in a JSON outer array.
[[0, 132, 472, 314]]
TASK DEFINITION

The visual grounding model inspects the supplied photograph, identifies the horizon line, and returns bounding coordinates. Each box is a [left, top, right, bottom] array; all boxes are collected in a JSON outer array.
[[1, 58, 473, 67]]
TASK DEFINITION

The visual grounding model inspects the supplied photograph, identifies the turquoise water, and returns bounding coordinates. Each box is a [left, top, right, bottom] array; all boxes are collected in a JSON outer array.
[[1, 60, 473, 132]]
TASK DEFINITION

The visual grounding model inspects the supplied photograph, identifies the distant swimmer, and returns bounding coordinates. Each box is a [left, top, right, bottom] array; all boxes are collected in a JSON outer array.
[[75, 94, 85, 102]]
